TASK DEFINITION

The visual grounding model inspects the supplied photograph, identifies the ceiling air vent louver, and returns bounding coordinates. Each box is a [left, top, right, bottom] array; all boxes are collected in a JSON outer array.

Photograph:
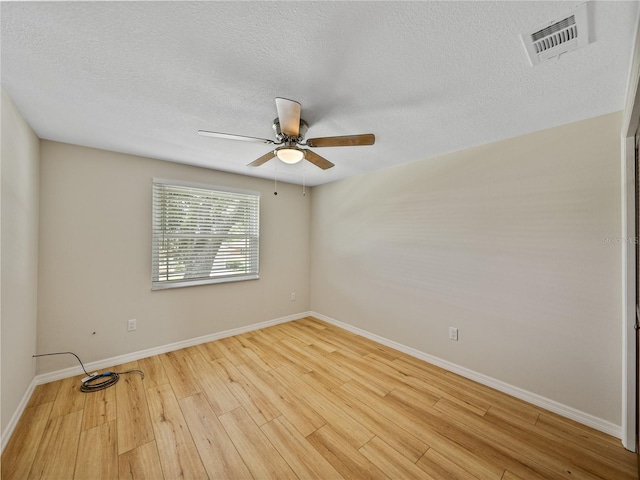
[[521, 3, 589, 66]]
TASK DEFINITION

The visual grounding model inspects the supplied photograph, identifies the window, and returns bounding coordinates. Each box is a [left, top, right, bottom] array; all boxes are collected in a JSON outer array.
[[152, 179, 259, 290]]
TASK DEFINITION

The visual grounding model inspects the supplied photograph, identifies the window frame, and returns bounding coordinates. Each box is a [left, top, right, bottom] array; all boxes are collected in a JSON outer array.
[[151, 178, 260, 290]]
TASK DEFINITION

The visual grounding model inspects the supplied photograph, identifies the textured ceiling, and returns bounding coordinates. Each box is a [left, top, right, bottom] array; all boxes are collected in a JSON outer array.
[[1, 1, 638, 186]]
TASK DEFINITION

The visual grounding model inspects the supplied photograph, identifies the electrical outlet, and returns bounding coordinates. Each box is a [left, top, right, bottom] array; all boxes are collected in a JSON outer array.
[[291, 292, 296, 301], [128, 319, 137, 332], [449, 327, 458, 341]]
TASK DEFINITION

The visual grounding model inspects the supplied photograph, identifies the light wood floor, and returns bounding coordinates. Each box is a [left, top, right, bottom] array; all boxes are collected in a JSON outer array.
[[2, 317, 637, 479]]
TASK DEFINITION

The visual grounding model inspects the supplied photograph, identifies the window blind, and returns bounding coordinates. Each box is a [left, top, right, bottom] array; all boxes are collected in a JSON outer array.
[[152, 179, 260, 290]]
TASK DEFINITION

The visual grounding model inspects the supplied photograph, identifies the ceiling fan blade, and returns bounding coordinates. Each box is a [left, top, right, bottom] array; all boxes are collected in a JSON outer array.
[[275, 98, 301, 137], [248, 150, 276, 167], [198, 130, 274, 144], [306, 134, 375, 148], [303, 149, 334, 170]]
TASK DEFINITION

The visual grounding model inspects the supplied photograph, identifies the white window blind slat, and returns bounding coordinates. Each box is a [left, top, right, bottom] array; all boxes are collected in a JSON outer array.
[[152, 180, 260, 290]]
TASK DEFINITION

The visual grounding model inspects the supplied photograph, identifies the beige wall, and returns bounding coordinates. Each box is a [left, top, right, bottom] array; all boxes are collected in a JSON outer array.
[[37, 141, 310, 373], [4, 108, 626, 432], [1, 89, 40, 433], [310, 112, 623, 425]]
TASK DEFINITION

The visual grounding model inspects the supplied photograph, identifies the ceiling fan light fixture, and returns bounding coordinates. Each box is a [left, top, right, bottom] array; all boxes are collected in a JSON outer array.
[[276, 146, 305, 164]]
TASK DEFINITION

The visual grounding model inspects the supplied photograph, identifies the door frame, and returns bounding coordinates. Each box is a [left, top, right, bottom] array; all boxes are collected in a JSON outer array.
[[622, 13, 640, 452]]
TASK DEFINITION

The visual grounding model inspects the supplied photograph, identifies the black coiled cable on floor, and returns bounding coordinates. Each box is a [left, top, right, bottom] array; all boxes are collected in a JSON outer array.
[[33, 351, 144, 392]]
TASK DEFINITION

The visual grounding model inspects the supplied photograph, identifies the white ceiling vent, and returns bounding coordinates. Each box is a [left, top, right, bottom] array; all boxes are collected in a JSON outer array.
[[521, 3, 590, 66]]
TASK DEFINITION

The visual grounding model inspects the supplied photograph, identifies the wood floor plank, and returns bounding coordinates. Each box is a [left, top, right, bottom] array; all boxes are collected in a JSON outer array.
[[441, 369, 543, 423], [300, 372, 428, 462], [373, 353, 493, 413], [1, 402, 53, 480], [502, 471, 527, 480], [256, 325, 290, 342], [180, 345, 202, 357], [118, 441, 164, 480], [391, 386, 589, 480], [179, 393, 253, 480], [321, 372, 429, 462], [195, 339, 226, 362], [159, 351, 201, 400], [275, 324, 313, 346], [360, 435, 438, 480], [218, 407, 297, 479], [237, 361, 326, 436], [416, 447, 482, 480], [332, 350, 402, 389], [261, 415, 344, 479], [392, 383, 441, 408], [537, 410, 635, 461], [307, 424, 389, 480], [28, 409, 83, 480], [325, 350, 394, 396], [296, 316, 329, 330], [279, 323, 338, 353], [248, 332, 311, 375], [216, 336, 254, 365], [385, 386, 562, 480], [294, 318, 330, 334], [301, 363, 351, 391], [536, 410, 637, 479], [137, 355, 169, 389], [317, 327, 381, 357], [75, 420, 117, 479], [235, 335, 273, 370], [49, 375, 86, 419], [212, 357, 281, 425], [82, 385, 116, 431], [267, 336, 318, 374], [115, 362, 154, 455], [280, 337, 351, 384], [186, 353, 241, 415], [434, 396, 488, 418], [234, 335, 283, 370], [146, 383, 208, 479], [341, 380, 507, 480], [318, 324, 401, 360], [236, 331, 257, 340], [487, 404, 539, 426], [271, 365, 375, 448], [482, 407, 637, 480], [27, 382, 60, 408]]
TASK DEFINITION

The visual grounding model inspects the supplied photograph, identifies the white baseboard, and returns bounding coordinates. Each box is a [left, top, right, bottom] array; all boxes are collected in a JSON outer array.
[[35, 311, 312, 385], [1, 377, 37, 453], [310, 311, 623, 439]]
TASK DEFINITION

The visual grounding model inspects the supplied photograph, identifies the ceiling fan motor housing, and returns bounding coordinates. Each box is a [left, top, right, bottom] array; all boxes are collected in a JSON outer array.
[[272, 118, 308, 143]]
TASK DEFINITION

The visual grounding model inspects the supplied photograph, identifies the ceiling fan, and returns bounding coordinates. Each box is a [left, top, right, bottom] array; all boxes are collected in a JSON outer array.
[[198, 98, 375, 170]]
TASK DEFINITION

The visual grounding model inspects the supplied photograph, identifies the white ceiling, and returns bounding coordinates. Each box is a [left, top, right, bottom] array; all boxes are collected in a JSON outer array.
[[1, 1, 638, 186]]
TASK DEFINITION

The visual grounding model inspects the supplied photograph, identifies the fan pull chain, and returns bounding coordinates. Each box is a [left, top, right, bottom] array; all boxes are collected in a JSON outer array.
[[302, 168, 306, 196], [274, 168, 278, 196]]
